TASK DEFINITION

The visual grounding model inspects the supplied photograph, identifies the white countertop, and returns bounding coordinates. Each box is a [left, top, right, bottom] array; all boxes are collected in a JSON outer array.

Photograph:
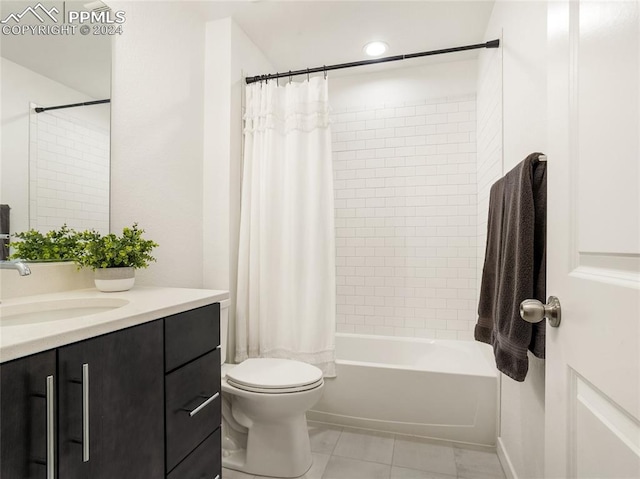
[[0, 286, 229, 363]]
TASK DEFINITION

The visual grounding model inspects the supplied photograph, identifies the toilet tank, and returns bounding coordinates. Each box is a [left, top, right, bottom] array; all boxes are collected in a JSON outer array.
[[219, 299, 231, 365]]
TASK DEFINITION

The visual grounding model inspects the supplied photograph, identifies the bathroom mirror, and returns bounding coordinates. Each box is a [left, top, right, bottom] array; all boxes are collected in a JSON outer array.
[[0, 0, 112, 239]]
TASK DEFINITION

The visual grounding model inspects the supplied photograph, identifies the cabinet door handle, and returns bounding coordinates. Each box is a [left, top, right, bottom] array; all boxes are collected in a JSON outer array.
[[82, 363, 90, 463], [185, 392, 219, 417], [46, 375, 55, 479]]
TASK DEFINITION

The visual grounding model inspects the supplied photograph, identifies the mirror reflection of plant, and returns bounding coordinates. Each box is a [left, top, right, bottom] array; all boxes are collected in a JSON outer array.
[[75, 224, 158, 270], [9, 224, 83, 261]]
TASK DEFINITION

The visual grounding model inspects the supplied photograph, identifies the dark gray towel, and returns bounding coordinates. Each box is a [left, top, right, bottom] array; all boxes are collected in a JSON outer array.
[[475, 153, 547, 382], [0, 204, 9, 260]]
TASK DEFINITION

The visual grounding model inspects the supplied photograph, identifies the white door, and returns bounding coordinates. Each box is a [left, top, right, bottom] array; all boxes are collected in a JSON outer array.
[[546, 1, 640, 478]]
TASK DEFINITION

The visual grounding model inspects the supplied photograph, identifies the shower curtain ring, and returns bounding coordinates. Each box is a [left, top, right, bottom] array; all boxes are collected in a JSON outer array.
[[307, 68, 310, 81], [289, 70, 292, 84], [324, 65, 327, 80], [276, 72, 279, 87]]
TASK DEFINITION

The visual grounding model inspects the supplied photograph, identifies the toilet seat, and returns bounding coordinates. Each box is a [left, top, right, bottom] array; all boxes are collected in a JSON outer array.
[[225, 358, 324, 394]]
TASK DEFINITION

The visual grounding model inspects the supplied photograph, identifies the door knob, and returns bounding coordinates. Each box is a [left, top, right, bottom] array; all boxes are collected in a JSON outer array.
[[519, 296, 561, 327]]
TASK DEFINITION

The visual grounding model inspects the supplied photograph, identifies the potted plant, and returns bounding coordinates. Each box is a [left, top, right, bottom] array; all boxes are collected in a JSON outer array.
[[75, 223, 158, 292], [10, 224, 83, 261]]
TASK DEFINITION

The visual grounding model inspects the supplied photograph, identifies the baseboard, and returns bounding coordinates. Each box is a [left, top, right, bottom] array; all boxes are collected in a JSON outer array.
[[497, 436, 518, 479], [307, 409, 496, 448]]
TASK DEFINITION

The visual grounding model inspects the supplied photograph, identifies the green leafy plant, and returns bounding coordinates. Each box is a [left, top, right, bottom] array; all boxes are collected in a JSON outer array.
[[75, 223, 158, 270], [9, 224, 83, 261]]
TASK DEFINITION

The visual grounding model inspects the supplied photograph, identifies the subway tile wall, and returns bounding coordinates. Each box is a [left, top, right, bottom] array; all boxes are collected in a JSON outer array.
[[29, 107, 110, 235], [331, 95, 478, 340], [476, 47, 503, 299]]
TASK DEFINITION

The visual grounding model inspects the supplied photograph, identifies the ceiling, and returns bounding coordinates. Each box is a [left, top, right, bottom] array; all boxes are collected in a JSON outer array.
[[199, 1, 496, 77], [0, 1, 495, 98]]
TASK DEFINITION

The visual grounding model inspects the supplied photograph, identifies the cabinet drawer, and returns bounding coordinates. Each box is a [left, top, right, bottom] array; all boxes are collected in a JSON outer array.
[[167, 428, 221, 479], [166, 349, 221, 472], [165, 303, 220, 372]]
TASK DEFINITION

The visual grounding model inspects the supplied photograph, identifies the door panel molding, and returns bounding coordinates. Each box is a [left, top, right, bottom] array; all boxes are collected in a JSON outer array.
[[572, 252, 640, 288], [568, 369, 640, 478], [569, 0, 640, 268]]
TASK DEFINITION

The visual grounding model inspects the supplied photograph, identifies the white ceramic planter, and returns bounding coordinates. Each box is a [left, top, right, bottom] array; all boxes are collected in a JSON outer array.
[[94, 267, 135, 292]]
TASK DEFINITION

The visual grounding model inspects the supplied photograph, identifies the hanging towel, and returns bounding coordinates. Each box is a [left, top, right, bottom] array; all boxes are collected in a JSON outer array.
[[0, 205, 9, 260], [475, 153, 547, 382]]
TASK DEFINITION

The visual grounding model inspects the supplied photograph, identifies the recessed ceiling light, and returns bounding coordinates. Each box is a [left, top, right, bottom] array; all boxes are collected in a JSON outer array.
[[363, 41, 388, 57]]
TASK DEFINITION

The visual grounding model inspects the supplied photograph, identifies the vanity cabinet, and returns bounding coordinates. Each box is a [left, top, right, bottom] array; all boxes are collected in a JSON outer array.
[[0, 350, 56, 479], [0, 301, 222, 479], [57, 320, 164, 479]]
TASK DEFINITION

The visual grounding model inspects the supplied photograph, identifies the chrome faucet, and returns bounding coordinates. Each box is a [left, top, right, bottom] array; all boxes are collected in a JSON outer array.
[[0, 260, 31, 276]]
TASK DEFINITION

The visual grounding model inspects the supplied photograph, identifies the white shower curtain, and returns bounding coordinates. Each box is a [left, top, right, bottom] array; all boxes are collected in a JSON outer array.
[[236, 77, 336, 376]]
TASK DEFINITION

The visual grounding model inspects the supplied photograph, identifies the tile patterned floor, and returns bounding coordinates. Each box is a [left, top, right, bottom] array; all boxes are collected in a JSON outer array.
[[222, 422, 507, 479]]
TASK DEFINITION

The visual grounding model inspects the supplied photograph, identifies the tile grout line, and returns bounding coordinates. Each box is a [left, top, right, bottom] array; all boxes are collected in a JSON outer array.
[[320, 425, 343, 479], [388, 434, 397, 479], [329, 427, 343, 456], [453, 444, 461, 479]]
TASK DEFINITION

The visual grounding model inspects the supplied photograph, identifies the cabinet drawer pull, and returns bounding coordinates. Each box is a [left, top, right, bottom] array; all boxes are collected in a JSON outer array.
[[185, 392, 219, 417], [46, 375, 55, 479], [82, 363, 90, 462]]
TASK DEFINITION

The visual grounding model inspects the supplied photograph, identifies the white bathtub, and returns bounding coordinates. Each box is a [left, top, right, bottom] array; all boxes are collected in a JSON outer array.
[[307, 333, 498, 446]]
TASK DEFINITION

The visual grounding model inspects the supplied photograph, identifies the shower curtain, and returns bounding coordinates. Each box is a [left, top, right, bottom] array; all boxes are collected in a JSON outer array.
[[236, 76, 336, 377]]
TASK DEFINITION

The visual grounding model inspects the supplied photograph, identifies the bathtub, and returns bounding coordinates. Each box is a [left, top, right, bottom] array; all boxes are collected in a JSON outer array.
[[307, 333, 498, 446]]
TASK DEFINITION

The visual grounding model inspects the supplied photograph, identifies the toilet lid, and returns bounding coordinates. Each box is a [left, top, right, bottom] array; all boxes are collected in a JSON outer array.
[[225, 358, 323, 393]]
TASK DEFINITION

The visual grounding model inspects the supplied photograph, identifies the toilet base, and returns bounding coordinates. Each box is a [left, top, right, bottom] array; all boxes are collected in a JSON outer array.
[[222, 414, 313, 478]]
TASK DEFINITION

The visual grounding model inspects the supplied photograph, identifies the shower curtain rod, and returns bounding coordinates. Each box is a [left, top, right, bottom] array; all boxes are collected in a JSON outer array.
[[34, 99, 110, 113], [246, 39, 499, 84]]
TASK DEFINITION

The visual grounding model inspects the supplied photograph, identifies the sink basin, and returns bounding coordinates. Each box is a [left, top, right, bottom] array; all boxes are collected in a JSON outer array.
[[0, 298, 130, 327]]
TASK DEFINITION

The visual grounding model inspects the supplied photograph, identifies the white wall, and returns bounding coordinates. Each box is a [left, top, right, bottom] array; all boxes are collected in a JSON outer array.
[[477, 2, 547, 478], [331, 95, 478, 339], [330, 59, 479, 110], [203, 18, 232, 296], [110, 2, 205, 288], [1, 58, 109, 236], [476, 33, 503, 294], [330, 60, 478, 340], [203, 18, 274, 361]]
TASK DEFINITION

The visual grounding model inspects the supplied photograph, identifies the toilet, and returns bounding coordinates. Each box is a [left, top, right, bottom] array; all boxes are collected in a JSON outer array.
[[218, 300, 325, 478]]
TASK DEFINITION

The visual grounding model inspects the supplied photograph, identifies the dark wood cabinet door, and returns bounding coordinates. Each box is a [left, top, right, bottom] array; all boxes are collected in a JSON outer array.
[[0, 350, 56, 479], [58, 320, 164, 479]]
